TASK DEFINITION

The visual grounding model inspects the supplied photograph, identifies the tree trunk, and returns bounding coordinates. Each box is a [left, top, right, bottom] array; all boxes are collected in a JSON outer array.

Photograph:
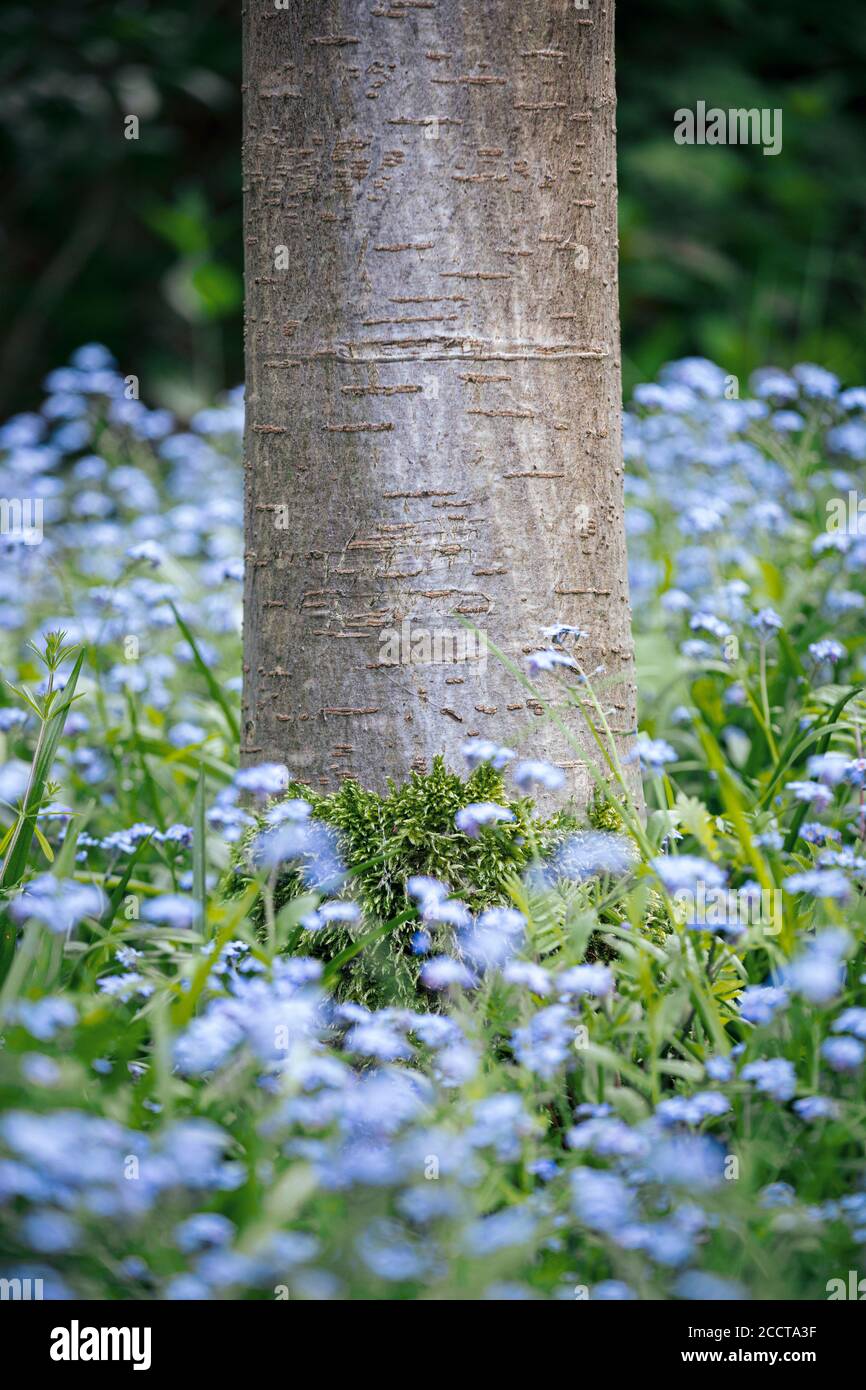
[[242, 0, 638, 810]]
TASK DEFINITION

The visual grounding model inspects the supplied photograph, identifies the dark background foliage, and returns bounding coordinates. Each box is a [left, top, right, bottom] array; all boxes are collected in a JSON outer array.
[[1, 0, 863, 412]]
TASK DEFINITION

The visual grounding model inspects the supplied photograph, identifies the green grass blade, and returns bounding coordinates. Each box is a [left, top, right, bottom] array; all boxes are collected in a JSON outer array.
[[193, 766, 208, 933], [0, 648, 86, 892], [169, 601, 240, 742]]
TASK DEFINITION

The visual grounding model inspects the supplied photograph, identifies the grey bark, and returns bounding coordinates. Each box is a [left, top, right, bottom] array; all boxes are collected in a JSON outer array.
[[242, 0, 639, 810]]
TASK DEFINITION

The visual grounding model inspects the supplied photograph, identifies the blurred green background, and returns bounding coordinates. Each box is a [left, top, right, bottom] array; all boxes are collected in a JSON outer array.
[[1, 0, 863, 412]]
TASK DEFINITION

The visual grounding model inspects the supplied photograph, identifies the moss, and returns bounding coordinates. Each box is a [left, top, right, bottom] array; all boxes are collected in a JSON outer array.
[[641, 888, 673, 948], [587, 787, 627, 833], [226, 757, 665, 1006], [226, 758, 576, 1004]]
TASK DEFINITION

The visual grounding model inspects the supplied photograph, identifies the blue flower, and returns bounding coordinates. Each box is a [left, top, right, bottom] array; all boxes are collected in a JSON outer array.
[[793, 1096, 839, 1121], [831, 1007, 866, 1040], [469, 1094, 536, 1160], [0, 708, 28, 732], [784, 868, 850, 902], [174, 1213, 236, 1254], [97, 972, 154, 1002], [512, 1004, 572, 1078], [634, 382, 695, 413], [661, 589, 692, 613], [808, 639, 845, 666], [168, 721, 206, 746], [357, 1221, 431, 1282], [784, 930, 850, 1005], [460, 739, 515, 770], [434, 1042, 479, 1087], [690, 611, 732, 640], [21, 1210, 80, 1254], [655, 1091, 731, 1127], [549, 831, 636, 881], [527, 1158, 559, 1182], [592, 1279, 638, 1300], [827, 421, 866, 460], [454, 802, 515, 838], [525, 648, 578, 675], [784, 780, 834, 810], [844, 757, 866, 787], [165, 1275, 211, 1301], [785, 954, 845, 1006], [675, 1270, 747, 1301], [629, 733, 676, 770], [541, 622, 587, 644], [571, 1167, 635, 1234], [705, 1054, 735, 1083], [647, 1135, 726, 1189], [742, 1057, 796, 1101], [265, 799, 312, 826], [21, 1054, 61, 1087], [502, 961, 552, 995], [344, 1018, 413, 1062], [800, 822, 840, 845], [821, 1037, 864, 1073], [234, 762, 289, 798], [419, 897, 471, 929], [70, 343, 115, 372], [792, 363, 839, 400], [568, 1116, 649, 1158], [406, 875, 449, 907], [420, 957, 476, 991], [557, 964, 614, 999], [512, 759, 566, 792], [651, 854, 726, 894], [750, 607, 783, 639], [10, 996, 76, 1041], [301, 900, 361, 932], [461, 907, 525, 971], [9, 876, 106, 933], [771, 410, 805, 433], [462, 1208, 536, 1255], [659, 357, 728, 398], [141, 894, 200, 930], [252, 820, 343, 887], [126, 540, 164, 568]]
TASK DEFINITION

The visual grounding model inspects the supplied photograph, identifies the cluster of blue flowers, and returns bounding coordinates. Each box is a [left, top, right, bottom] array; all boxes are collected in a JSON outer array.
[[3, 351, 866, 1300]]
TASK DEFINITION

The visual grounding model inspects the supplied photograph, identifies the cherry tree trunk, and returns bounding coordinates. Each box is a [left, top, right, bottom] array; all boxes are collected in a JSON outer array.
[[242, 0, 638, 808]]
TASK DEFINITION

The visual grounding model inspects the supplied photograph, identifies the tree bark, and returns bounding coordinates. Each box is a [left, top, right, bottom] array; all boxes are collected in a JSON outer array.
[[242, 0, 638, 810]]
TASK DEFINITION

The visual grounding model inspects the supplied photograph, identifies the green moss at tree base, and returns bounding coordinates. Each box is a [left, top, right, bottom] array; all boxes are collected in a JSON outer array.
[[226, 757, 667, 1006]]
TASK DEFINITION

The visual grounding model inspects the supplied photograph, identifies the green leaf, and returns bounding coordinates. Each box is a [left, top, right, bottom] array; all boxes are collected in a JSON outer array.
[[100, 833, 154, 930], [168, 602, 239, 742], [192, 767, 207, 934], [0, 649, 86, 895], [33, 824, 54, 863], [54, 803, 94, 878], [191, 261, 243, 318], [783, 686, 864, 851], [172, 883, 260, 1027], [674, 793, 718, 857]]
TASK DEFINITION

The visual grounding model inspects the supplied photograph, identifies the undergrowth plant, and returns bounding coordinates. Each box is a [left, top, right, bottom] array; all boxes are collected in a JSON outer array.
[[1, 350, 866, 1301], [226, 758, 592, 1005]]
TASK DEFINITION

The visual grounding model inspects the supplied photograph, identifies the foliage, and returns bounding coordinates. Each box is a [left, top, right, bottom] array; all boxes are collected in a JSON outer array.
[[227, 759, 584, 1007], [0, 0, 242, 416], [254, 760, 551, 918], [2, 352, 866, 1299], [3, 2, 865, 406]]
